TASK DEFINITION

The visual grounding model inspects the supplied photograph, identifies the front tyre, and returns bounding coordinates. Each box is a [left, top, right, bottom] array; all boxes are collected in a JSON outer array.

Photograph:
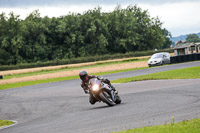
[[99, 92, 115, 106], [160, 61, 164, 65]]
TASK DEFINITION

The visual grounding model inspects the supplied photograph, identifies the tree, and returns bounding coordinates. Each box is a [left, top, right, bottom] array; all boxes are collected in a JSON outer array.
[[186, 34, 200, 43], [22, 10, 49, 62], [161, 28, 172, 48], [0, 12, 24, 64]]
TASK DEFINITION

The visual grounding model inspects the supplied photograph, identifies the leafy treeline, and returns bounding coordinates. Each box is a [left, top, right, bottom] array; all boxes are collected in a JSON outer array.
[[186, 34, 200, 43], [0, 5, 171, 65]]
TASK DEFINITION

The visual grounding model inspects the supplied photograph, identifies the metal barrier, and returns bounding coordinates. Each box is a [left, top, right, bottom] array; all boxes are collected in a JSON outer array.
[[170, 53, 200, 64]]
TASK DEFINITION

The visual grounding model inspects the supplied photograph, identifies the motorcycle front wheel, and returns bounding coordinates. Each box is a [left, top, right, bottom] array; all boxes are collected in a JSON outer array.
[[99, 91, 115, 106]]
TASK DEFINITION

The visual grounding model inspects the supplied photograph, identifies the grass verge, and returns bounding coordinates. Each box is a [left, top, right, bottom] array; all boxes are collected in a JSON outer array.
[[114, 118, 200, 133], [0, 67, 147, 90], [0, 120, 13, 128], [112, 66, 200, 83]]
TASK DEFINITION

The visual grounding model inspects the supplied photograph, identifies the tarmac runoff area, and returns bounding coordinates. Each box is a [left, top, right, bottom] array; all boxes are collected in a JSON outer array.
[[0, 61, 199, 133]]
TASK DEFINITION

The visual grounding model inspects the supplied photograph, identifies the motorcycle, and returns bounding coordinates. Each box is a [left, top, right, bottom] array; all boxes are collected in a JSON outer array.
[[88, 77, 121, 106]]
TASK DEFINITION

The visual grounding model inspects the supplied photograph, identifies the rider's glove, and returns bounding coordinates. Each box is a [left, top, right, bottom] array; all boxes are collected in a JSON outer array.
[[105, 79, 110, 84], [84, 89, 89, 94], [97, 76, 103, 80]]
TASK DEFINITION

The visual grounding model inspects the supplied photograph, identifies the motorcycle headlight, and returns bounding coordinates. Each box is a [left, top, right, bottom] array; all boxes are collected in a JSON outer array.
[[92, 84, 100, 91]]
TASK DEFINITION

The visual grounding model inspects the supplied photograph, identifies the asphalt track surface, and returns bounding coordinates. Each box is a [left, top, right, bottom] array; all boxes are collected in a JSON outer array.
[[0, 61, 200, 133]]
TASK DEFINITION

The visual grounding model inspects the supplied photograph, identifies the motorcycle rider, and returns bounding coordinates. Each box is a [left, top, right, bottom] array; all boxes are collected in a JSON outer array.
[[79, 70, 117, 105]]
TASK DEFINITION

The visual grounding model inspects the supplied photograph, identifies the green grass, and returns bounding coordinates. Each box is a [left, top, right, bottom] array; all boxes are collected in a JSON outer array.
[[0, 67, 147, 90], [0, 120, 13, 128], [112, 66, 200, 83], [114, 118, 200, 133], [0, 76, 79, 90], [3, 58, 148, 80]]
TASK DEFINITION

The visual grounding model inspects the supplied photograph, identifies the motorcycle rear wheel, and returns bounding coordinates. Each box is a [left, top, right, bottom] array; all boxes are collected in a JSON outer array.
[[115, 95, 121, 104]]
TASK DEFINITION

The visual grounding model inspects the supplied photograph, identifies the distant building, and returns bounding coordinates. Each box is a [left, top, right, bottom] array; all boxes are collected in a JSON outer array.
[[173, 42, 200, 56], [175, 40, 186, 45], [195, 42, 200, 53], [171, 40, 185, 48]]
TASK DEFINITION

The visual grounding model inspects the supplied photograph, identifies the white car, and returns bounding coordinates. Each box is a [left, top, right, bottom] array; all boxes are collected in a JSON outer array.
[[148, 52, 170, 67]]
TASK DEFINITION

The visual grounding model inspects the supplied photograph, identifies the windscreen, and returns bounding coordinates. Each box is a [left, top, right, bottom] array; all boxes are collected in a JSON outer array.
[[89, 78, 101, 86], [151, 53, 163, 59]]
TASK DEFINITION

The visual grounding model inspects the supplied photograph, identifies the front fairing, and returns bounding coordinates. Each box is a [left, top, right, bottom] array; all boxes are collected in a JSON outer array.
[[89, 78, 101, 89], [89, 78, 115, 102], [101, 83, 112, 91]]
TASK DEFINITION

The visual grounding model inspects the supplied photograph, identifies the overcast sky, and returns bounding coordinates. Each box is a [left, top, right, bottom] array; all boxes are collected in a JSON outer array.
[[0, 0, 200, 37]]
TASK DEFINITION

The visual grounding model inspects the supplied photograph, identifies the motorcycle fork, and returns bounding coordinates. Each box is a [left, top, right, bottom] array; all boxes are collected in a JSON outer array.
[[103, 88, 116, 102]]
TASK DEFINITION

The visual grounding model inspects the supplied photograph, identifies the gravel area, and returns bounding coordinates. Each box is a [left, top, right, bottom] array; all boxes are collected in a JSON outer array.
[[0, 61, 148, 85], [0, 56, 150, 76]]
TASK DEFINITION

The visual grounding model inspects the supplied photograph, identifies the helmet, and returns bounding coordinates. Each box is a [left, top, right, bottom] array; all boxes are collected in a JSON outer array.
[[79, 70, 88, 81]]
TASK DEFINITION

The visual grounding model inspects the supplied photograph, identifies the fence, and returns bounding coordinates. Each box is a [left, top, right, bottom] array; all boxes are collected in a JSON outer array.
[[170, 53, 200, 64]]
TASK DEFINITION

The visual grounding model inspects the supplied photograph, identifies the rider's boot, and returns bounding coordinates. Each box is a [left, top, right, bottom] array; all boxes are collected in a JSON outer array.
[[89, 94, 97, 105]]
